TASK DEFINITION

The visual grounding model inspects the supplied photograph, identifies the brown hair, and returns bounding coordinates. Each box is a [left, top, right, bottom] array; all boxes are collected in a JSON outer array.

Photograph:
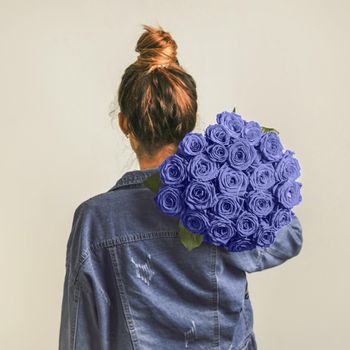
[[116, 24, 198, 158]]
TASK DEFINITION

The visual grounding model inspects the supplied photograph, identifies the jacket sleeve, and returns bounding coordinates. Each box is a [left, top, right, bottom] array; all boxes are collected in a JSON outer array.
[[58, 203, 101, 350], [58, 261, 80, 350], [59, 204, 80, 350], [59, 202, 118, 350], [58, 203, 83, 350], [59, 264, 109, 350], [226, 214, 303, 273]]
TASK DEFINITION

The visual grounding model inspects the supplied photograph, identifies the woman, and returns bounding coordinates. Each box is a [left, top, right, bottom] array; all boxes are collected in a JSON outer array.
[[59, 24, 303, 350]]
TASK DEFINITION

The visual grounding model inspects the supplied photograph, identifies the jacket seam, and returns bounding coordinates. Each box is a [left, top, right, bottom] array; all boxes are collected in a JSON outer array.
[[211, 245, 220, 348], [256, 248, 263, 271], [107, 246, 139, 349], [71, 284, 81, 350]]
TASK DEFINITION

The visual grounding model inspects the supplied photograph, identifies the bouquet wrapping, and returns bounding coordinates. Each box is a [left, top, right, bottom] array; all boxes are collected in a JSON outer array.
[[143, 109, 302, 252]]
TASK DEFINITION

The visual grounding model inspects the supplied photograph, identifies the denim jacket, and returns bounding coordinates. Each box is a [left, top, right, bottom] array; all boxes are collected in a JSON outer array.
[[59, 167, 303, 350]]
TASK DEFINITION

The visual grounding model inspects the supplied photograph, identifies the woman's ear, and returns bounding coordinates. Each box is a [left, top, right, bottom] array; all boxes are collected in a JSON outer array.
[[118, 112, 130, 136]]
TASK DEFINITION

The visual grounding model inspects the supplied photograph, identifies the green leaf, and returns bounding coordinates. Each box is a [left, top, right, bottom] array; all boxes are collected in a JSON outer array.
[[178, 222, 203, 251], [142, 172, 161, 193], [261, 126, 279, 134], [232, 106, 236, 113]]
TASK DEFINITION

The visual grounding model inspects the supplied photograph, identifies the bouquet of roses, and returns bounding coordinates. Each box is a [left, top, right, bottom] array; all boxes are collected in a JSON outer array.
[[143, 108, 302, 252]]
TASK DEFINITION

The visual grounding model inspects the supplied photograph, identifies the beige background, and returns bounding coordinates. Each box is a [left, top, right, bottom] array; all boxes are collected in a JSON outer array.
[[1, 0, 349, 349]]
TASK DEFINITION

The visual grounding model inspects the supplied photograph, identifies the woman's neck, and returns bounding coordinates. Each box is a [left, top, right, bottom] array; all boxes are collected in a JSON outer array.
[[138, 143, 178, 170]]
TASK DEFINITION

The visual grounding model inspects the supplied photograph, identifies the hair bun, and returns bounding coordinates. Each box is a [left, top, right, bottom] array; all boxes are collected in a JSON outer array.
[[135, 24, 179, 69]]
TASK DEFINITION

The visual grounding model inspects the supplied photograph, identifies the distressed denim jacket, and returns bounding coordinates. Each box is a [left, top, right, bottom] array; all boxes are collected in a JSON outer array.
[[59, 167, 303, 350]]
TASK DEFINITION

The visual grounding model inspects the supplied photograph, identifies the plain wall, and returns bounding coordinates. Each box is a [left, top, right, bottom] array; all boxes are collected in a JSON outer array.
[[1, 0, 349, 349]]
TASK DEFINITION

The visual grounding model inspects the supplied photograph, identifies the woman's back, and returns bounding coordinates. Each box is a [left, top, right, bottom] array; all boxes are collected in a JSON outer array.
[[59, 167, 303, 350], [59, 24, 303, 350]]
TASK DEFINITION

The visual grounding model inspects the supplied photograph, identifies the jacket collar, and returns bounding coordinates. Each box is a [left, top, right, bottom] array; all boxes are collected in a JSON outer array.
[[108, 166, 160, 191]]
